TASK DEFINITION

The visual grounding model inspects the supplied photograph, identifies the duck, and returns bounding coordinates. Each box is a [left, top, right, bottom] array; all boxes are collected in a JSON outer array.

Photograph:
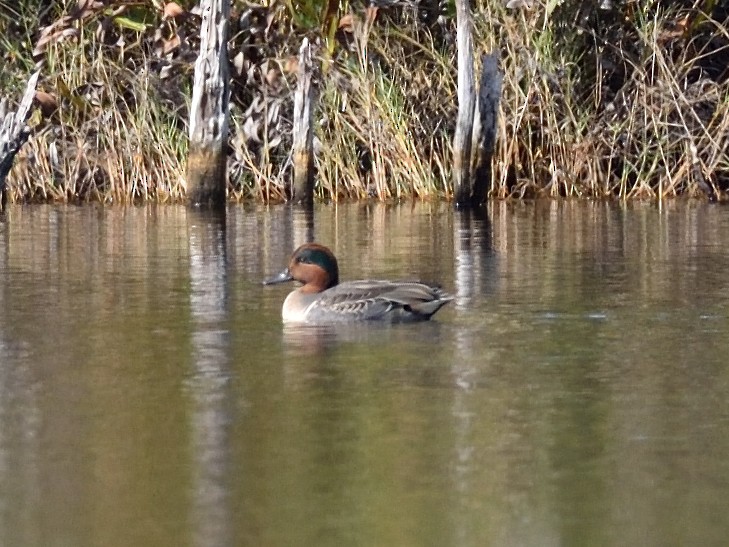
[[263, 243, 453, 323]]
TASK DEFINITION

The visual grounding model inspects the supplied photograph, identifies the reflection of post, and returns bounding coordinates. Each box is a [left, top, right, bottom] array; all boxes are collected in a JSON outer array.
[[188, 211, 232, 546], [292, 205, 315, 246], [276, 203, 315, 260], [451, 207, 493, 543], [453, 208, 493, 307]]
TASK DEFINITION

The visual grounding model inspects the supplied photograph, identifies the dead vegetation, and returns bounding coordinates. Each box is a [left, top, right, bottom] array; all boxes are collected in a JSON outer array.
[[1, 0, 728, 203]]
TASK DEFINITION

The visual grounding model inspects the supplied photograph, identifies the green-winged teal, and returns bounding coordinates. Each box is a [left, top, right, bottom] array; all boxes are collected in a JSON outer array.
[[263, 243, 453, 323]]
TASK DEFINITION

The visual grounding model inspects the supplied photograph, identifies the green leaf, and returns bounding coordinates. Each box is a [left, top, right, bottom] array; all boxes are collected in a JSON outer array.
[[113, 15, 149, 32]]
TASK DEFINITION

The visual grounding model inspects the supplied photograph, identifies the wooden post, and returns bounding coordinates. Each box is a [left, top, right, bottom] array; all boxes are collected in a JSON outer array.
[[187, 0, 230, 208], [0, 71, 39, 212], [453, 0, 475, 207], [291, 38, 315, 206], [472, 53, 502, 206]]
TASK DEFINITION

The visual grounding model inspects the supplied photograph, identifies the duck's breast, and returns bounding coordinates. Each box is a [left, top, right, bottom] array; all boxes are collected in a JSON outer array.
[[281, 291, 319, 323]]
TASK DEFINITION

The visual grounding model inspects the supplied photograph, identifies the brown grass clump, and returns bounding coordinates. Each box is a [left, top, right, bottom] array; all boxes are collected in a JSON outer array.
[[317, 8, 456, 200], [488, 0, 729, 199]]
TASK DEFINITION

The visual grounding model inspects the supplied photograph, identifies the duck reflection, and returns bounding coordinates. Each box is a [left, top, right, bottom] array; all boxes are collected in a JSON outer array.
[[280, 322, 386, 358]]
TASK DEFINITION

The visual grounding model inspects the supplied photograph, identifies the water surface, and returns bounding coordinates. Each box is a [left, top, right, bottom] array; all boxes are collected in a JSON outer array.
[[1, 201, 728, 546]]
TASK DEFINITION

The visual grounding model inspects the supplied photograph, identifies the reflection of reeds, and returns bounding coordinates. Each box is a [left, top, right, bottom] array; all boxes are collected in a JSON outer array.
[[6, 201, 726, 310], [488, 199, 729, 303], [4, 2, 728, 201]]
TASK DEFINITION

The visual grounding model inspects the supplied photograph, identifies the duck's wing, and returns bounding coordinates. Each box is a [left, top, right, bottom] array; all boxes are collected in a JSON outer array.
[[377, 281, 454, 317], [309, 281, 453, 321]]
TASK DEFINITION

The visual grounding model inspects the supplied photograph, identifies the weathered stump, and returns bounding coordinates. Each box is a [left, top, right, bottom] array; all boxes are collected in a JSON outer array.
[[0, 71, 39, 212], [453, 0, 502, 208], [291, 38, 316, 207], [187, 0, 230, 208], [472, 53, 503, 206], [453, 0, 475, 207]]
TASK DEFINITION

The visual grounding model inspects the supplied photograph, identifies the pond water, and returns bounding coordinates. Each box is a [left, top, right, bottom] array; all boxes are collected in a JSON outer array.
[[1, 201, 728, 546]]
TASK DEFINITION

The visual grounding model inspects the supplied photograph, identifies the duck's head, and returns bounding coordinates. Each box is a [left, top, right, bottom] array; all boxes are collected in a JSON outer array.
[[263, 243, 339, 293]]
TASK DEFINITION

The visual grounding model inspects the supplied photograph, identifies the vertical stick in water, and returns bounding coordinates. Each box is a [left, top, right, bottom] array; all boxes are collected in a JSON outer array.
[[291, 38, 315, 207], [453, 0, 475, 207], [472, 53, 502, 206], [0, 71, 39, 212], [187, 0, 230, 209]]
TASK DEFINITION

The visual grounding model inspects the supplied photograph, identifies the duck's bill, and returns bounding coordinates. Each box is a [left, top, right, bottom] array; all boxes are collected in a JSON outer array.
[[262, 268, 294, 285]]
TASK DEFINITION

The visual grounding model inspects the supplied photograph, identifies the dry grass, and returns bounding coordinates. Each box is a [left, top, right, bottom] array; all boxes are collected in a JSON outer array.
[[318, 13, 455, 200], [10, 33, 188, 204], [485, 0, 729, 199], [4, 0, 729, 203]]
